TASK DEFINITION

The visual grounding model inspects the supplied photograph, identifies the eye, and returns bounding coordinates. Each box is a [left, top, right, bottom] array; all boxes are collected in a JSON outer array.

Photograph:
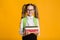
[[27, 9, 34, 11]]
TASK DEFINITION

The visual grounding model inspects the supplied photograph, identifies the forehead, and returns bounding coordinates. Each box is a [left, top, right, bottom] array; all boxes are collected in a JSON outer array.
[[27, 5, 34, 9]]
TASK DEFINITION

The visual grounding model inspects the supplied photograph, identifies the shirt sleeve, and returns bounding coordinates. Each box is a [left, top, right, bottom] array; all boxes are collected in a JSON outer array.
[[37, 19, 40, 36], [20, 19, 23, 36]]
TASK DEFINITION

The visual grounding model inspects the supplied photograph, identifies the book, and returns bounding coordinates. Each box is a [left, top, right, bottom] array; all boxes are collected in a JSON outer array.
[[25, 26, 38, 33]]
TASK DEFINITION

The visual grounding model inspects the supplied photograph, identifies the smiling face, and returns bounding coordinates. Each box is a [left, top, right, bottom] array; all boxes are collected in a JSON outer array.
[[26, 5, 35, 16]]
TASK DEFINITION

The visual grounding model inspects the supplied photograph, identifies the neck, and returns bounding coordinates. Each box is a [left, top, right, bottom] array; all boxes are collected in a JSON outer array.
[[28, 15, 33, 17], [27, 15, 33, 17]]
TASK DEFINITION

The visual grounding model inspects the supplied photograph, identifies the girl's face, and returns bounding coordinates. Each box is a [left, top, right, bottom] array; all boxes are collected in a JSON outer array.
[[26, 5, 35, 16]]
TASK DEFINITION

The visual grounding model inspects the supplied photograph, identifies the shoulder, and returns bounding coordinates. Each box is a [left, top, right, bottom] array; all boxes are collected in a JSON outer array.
[[21, 17, 27, 21], [34, 17, 39, 21]]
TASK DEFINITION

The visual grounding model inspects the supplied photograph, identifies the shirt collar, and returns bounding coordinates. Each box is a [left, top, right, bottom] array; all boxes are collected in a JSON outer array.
[[27, 16, 34, 19]]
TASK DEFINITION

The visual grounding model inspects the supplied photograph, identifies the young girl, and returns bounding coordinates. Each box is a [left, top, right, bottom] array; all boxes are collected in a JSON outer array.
[[20, 4, 40, 40]]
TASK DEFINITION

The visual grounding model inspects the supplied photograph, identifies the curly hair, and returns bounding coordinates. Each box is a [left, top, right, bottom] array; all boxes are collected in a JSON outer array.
[[21, 4, 38, 18]]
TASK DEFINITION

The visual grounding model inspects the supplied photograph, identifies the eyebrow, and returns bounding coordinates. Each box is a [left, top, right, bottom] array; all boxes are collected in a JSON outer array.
[[27, 9, 33, 10]]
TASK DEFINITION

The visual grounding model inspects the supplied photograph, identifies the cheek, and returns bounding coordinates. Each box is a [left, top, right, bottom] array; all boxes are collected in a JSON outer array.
[[27, 11, 29, 13], [32, 11, 35, 13]]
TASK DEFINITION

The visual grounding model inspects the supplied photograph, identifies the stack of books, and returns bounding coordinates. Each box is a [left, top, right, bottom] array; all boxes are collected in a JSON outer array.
[[25, 26, 38, 33]]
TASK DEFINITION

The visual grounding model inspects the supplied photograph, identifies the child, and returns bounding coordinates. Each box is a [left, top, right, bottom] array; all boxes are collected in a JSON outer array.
[[20, 4, 40, 40]]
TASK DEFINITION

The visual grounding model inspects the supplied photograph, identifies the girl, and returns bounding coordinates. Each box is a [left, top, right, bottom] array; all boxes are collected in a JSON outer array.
[[20, 4, 40, 40]]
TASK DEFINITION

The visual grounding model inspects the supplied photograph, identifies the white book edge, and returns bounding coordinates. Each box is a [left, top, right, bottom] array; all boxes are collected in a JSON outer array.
[[25, 28, 38, 29]]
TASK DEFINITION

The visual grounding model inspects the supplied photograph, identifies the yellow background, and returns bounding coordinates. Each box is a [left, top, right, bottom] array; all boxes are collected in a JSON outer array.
[[0, 0, 60, 40]]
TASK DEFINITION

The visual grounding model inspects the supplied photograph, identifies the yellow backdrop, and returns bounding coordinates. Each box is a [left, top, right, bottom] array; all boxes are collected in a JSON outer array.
[[0, 0, 60, 40]]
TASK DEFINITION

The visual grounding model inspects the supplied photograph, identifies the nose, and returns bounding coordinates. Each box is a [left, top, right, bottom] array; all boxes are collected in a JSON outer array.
[[29, 10, 32, 11], [28, 10, 32, 13], [29, 11, 31, 14]]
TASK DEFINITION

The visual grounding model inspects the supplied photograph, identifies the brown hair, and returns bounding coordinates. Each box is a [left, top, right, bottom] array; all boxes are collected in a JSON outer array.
[[21, 4, 38, 18]]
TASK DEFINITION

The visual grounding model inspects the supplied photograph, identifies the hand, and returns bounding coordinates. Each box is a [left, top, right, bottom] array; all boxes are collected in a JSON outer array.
[[27, 32, 38, 35], [34, 32, 38, 35], [31, 32, 38, 35], [23, 30, 26, 36], [23, 30, 31, 36]]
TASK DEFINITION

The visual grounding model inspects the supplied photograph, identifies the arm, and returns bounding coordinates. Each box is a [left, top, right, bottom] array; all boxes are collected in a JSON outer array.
[[37, 19, 40, 36], [20, 19, 24, 36]]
